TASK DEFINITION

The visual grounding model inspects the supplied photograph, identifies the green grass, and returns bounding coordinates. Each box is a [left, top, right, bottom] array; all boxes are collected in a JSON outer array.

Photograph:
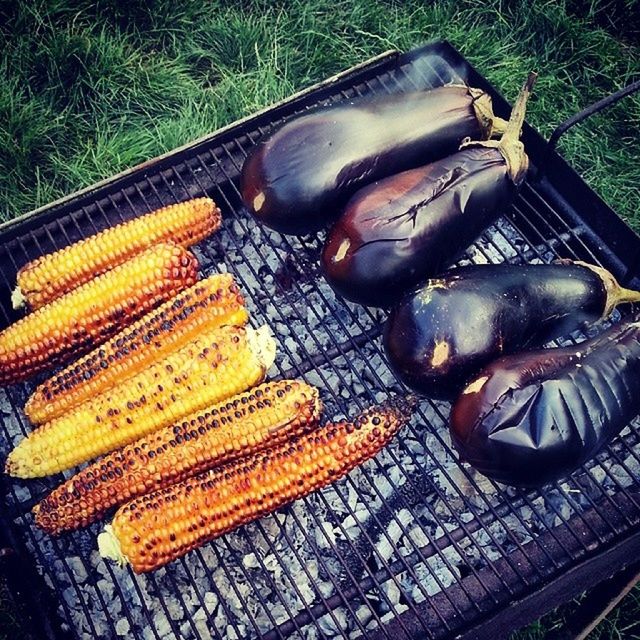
[[0, 0, 639, 637], [0, 0, 638, 224]]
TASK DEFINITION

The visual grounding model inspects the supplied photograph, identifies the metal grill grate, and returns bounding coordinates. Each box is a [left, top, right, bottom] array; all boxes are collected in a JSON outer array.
[[1, 42, 640, 640]]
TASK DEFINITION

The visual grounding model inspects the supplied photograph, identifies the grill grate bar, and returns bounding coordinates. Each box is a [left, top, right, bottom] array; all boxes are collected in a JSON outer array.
[[112, 180, 264, 640], [521, 184, 602, 266], [176, 160, 445, 639], [504, 210, 634, 537], [232, 122, 524, 604], [200, 149, 450, 636], [505, 201, 640, 537], [199, 544, 261, 640], [510, 191, 640, 507], [264, 479, 579, 640], [188, 153, 454, 638], [343, 74, 559, 585], [358, 68, 591, 577], [146, 172, 378, 640], [202, 166, 462, 640], [130, 179, 304, 640], [209, 136, 596, 636], [174, 159, 406, 639], [3, 401, 120, 640], [210, 135, 512, 614]]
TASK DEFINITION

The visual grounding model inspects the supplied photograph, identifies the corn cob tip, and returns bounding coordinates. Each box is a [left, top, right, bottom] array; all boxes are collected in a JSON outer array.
[[248, 325, 277, 371], [5, 449, 40, 479], [4, 451, 24, 478], [98, 525, 128, 567], [11, 286, 26, 310]]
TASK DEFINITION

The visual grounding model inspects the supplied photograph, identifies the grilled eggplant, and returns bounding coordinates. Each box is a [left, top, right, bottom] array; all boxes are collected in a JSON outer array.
[[321, 73, 536, 307], [450, 319, 640, 487], [383, 261, 640, 398], [240, 85, 507, 235]]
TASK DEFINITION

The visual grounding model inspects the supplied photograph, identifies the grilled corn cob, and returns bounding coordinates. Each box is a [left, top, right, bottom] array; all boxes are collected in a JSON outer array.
[[6, 325, 275, 477], [98, 397, 414, 573], [13, 197, 220, 310], [34, 380, 322, 534], [0, 244, 198, 386], [25, 274, 247, 424]]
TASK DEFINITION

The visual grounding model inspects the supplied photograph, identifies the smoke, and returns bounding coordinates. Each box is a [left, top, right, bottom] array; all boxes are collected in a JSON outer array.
[[391, 41, 470, 94]]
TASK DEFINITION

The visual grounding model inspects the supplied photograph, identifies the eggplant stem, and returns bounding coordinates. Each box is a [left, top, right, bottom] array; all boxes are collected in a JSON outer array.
[[500, 72, 538, 146], [577, 261, 640, 317], [468, 86, 509, 139], [461, 72, 537, 185], [608, 285, 640, 312]]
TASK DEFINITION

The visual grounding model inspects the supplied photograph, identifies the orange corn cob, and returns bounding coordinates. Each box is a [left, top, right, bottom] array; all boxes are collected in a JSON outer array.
[[98, 397, 414, 573], [13, 197, 220, 310], [0, 244, 198, 386], [25, 274, 248, 424], [34, 380, 322, 534], [5, 325, 275, 477]]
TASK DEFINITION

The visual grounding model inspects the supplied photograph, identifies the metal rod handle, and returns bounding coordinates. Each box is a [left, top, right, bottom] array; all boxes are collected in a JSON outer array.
[[548, 78, 640, 154]]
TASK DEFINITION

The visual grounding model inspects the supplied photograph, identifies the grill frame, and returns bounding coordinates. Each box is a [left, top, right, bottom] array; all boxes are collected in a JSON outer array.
[[1, 40, 640, 640]]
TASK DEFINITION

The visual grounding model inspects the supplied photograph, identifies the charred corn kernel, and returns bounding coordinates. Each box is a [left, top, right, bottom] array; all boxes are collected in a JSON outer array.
[[26, 274, 247, 424], [0, 244, 198, 386], [6, 325, 275, 477], [13, 198, 220, 310], [34, 380, 322, 534], [98, 397, 414, 573]]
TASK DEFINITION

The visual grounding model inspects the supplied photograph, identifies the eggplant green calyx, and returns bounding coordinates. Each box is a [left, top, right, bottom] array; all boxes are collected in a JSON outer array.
[[462, 72, 538, 186], [468, 86, 509, 139], [573, 261, 640, 318]]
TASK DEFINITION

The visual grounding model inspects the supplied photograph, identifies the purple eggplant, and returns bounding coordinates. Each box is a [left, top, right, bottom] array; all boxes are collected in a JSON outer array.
[[450, 319, 640, 487], [321, 73, 536, 307], [240, 85, 508, 235], [383, 261, 640, 399]]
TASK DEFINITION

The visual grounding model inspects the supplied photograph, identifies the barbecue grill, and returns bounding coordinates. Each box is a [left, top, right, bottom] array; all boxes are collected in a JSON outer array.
[[2, 41, 640, 640]]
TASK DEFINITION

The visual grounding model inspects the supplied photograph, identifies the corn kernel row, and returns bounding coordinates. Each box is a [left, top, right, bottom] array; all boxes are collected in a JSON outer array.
[[14, 197, 220, 310], [6, 325, 275, 477], [0, 243, 198, 386], [34, 380, 321, 534], [99, 398, 414, 573], [26, 273, 247, 423]]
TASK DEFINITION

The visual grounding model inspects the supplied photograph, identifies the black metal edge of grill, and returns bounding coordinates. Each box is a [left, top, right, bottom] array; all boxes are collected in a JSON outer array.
[[1, 40, 640, 640], [377, 491, 640, 640]]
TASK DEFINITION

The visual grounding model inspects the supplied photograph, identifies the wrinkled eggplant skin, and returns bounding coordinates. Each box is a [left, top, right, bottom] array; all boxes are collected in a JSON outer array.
[[322, 147, 514, 307], [383, 263, 607, 399], [450, 320, 640, 487], [241, 86, 486, 235]]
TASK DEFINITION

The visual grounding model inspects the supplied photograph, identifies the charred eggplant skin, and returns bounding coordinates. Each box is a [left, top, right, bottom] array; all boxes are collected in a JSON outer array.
[[383, 263, 608, 399], [322, 147, 514, 307], [241, 86, 499, 235], [450, 320, 640, 487], [321, 72, 537, 307]]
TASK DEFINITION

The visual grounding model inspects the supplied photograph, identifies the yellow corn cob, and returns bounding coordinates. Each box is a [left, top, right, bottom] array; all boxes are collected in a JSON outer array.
[[98, 397, 414, 573], [34, 380, 322, 534], [13, 197, 220, 310], [25, 274, 248, 424], [5, 325, 275, 477], [0, 244, 198, 386]]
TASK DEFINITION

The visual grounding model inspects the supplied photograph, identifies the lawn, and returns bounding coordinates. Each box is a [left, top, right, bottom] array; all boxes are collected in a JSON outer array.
[[1, 0, 639, 637]]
